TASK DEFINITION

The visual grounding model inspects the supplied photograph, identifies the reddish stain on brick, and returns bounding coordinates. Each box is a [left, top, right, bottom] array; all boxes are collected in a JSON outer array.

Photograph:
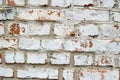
[[5, 39, 10, 42], [0, 54, 2, 60], [10, 23, 20, 35], [80, 71, 83, 77], [57, 12, 60, 17], [69, 32, 75, 36], [72, 40, 78, 43], [48, 11, 54, 15], [7, 0, 15, 6], [29, 10, 33, 14], [114, 25, 119, 29], [98, 70, 106, 80], [0, 23, 3, 26], [80, 42, 88, 48], [89, 41, 93, 48], [84, 4, 93, 7], [101, 56, 110, 64]]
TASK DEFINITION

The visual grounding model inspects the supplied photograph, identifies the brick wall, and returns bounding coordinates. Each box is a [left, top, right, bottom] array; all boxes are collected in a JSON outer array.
[[0, 0, 120, 80]]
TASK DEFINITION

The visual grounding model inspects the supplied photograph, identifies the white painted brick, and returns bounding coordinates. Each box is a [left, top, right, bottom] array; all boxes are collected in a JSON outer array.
[[77, 24, 99, 37], [95, 54, 114, 66], [100, 24, 120, 37], [66, 9, 109, 21], [51, 0, 72, 7], [0, 0, 3, 5], [97, 0, 115, 8], [64, 40, 120, 52], [17, 68, 58, 79], [8, 22, 28, 35], [0, 22, 4, 35], [73, 0, 94, 6], [50, 53, 70, 64], [0, 8, 15, 20], [19, 38, 40, 50], [106, 41, 120, 51], [112, 12, 120, 22], [41, 39, 63, 51], [79, 69, 119, 80], [0, 38, 17, 49], [6, 0, 25, 6], [63, 69, 74, 80], [0, 67, 14, 77], [28, 22, 51, 35], [27, 52, 47, 64], [74, 55, 93, 66], [17, 8, 61, 21], [5, 51, 25, 63], [54, 24, 75, 37], [27, 0, 48, 6]]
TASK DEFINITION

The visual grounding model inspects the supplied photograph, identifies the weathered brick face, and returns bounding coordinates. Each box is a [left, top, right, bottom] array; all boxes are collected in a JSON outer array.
[[0, 0, 120, 80]]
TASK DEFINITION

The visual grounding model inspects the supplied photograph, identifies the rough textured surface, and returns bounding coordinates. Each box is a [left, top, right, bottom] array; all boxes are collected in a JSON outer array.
[[0, 0, 120, 80]]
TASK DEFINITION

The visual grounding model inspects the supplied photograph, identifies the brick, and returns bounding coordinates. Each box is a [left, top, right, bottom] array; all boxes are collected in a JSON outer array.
[[5, 51, 25, 63], [111, 12, 120, 22], [19, 38, 40, 50], [51, 0, 72, 7], [0, 67, 14, 77], [79, 69, 119, 80], [27, 0, 48, 6], [0, 38, 17, 49], [97, 0, 115, 8], [50, 53, 70, 65], [28, 22, 51, 35], [100, 24, 120, 37], [41, 39, 63, 51], [74, 55, 93, 66], [66, 9, 109, 22], [63, 69, 74, 80], [27, 52, 47, 64], [6, 0, 25, 6], [0, 0, 3, 5], [0, 8, 15, 20], [64, 40, 120, 52], [0, 22, 4, 35], [54, 24, 75, 37], [8, 22, 28, 35], [77, 24, 99, 37], [17, 68, 58, 79], [17, 8, 61, 21], [73, 0, 94, 6], [95, 54, 114, 66]]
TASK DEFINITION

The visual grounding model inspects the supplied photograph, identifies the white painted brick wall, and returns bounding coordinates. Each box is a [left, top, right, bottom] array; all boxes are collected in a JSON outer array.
[[17, 68, 58, 79], [27, 52, 47, 64], [79, 69, 119, 80], [17, 8, 61, 21], [63, 69, 74, 80], [74, 54, 93, 66], [27, 0, 48, 6], [19, 38, 40, 50], [6, 0, 25, 6], [73, 0, 94, 6], [66, 9, 109, 21], [5, 51, 25, 63], [0, 67, 14, 77], [50, 53, 70, 64], [41, 39, 63, 51]]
